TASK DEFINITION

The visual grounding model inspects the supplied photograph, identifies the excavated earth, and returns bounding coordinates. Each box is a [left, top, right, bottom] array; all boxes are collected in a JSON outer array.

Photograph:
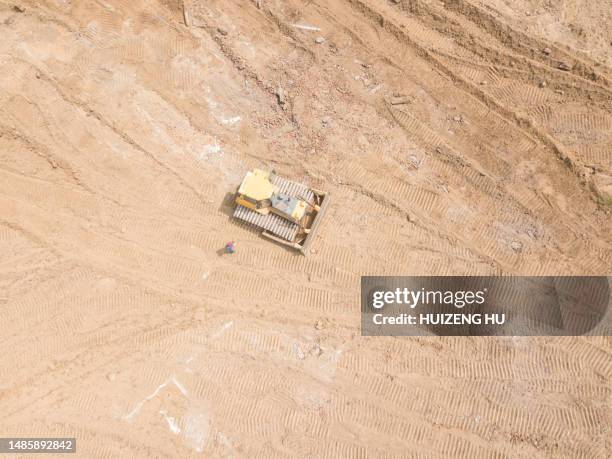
[[1, 0, 611, 457]]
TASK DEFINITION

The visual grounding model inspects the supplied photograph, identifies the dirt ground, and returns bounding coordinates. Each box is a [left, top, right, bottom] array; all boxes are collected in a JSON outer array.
[[1, 0, 611, 457]]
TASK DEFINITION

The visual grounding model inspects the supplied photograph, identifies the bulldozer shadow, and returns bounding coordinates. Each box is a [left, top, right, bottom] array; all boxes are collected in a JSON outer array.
[[218, 192, 237, 217]]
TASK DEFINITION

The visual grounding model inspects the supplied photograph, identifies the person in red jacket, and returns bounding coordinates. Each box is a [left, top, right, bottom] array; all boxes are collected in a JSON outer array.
[[225, 241, 236, 254]]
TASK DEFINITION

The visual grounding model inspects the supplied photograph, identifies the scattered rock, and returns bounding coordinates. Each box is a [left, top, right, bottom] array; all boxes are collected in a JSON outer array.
[[558, 62, 572, 71], [510, 241, 523, 253], [314, 319, 324, 330], [389, 95, 411, 105], [12, 5, 25, 13], [310, 345, 323, 357], [294, 344, 305, 360], [453, 114, 463, 123], [539, 80, 547, 88], [275, 86, 286, 105], [183, 3, 191, 26], [479, 80, 488, 85], [555, 89, 564, 95], [217, 27, 228, 36], [591, 173, 612, 202], [315, 36, 325, 44], [542, 47, 551, 55], [321, 116, 332, 127], [407, 154, 421, 169]]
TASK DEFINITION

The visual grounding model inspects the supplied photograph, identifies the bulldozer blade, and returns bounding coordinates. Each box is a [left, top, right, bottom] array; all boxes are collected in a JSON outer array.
[[300, 193, 330, 255]]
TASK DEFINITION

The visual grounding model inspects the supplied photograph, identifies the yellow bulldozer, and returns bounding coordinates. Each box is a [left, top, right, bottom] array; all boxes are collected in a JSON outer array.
[[233, 169, 329, 253]]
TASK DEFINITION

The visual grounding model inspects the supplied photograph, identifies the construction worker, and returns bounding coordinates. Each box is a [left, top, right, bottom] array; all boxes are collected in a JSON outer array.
[[225, 241, 236, 254]]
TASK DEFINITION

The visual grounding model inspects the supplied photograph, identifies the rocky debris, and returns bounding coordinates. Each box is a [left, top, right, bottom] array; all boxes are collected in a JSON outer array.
[[217, 27, 228, 36], [275, 86, 286, 106], [510, 241, 523, 253], [255, 0, 263, 8], [182, 3, 190, 26], [591, 173, 612, 202], [293, 344, 305, 360], [525, 227, 538, 240], [558, 62, 572, 71], [292, 23, 321, 32], [407, 154, 422, 169], [321, 116, 332, 127], [453, 114, 463, 123], [310, 344, 323, 357], [12, 5, 25, 13], [389, 95, 411, 105], [539, 80, 547, 88], [315, 36, 325, 44], [542, 47, 551, 55]]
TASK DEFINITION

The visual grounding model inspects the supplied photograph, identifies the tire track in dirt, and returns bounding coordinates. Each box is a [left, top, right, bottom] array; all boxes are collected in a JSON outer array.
[[441, 0, 612, 86], [343, 0, 592, 179]]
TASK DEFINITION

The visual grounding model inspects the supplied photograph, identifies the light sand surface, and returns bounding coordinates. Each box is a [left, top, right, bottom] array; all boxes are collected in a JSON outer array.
[[0, 0, 611, 457]]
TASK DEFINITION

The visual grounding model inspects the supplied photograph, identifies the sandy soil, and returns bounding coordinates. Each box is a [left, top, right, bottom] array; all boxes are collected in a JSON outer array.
[[1, 0, 611, 457]]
